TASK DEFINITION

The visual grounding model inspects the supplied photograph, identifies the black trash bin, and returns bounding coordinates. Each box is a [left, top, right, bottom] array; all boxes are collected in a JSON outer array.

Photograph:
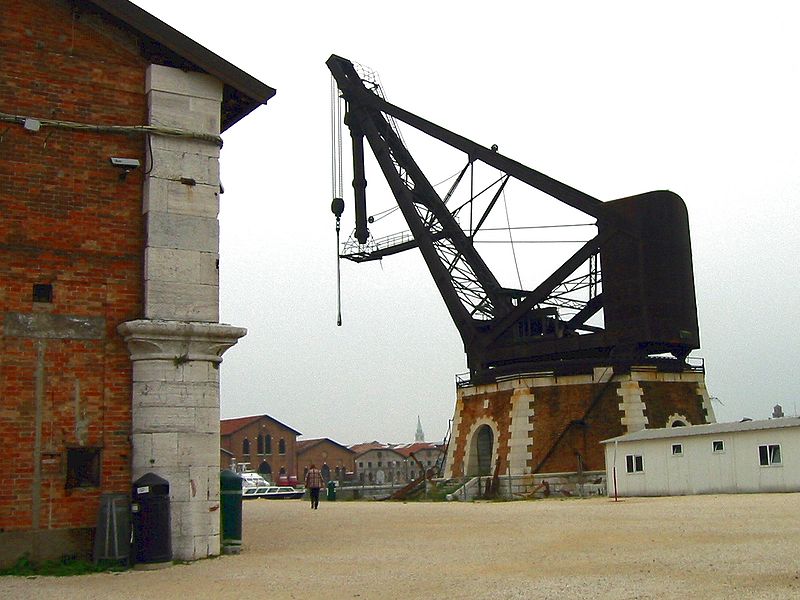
[[131, 473, 171, 564]]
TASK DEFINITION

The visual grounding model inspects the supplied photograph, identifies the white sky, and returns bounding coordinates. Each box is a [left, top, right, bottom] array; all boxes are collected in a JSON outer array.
[[132, 1, 800, 445]]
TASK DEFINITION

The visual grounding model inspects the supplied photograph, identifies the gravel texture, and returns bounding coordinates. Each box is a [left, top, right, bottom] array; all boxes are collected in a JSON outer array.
[[2, 493, 799, 599]]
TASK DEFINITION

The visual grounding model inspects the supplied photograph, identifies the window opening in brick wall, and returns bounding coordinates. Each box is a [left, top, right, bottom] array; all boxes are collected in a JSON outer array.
[[33, 283, 53, 303], [625, 454, 644, 473], [672, 444, 683, 456], [759, 444, 782, 466], [257, 434, 264, 455], [278, 438, 286, 455], [66, 447, 101, 488], [265, 435, 272, 455], [712, 440, 724, 453], [242, 438, 250, 455]]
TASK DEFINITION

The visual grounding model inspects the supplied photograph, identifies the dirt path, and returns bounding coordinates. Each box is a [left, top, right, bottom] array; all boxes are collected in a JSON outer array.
[[3, 493, 799, 599]]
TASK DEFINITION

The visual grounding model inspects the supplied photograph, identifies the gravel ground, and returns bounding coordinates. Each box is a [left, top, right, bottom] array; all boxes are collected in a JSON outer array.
[[2, 493, 799, 599]]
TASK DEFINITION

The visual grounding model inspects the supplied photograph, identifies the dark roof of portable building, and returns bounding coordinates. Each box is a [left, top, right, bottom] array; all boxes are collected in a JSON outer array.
[[87, 0, 275, 131]]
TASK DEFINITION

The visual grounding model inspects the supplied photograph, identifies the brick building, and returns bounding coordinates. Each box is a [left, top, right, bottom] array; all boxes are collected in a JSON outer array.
[[393, 442, 445, 479], [1, 0, 273, 566], [351, 443, 407, 485], [296, 438, 355, 483], [444, 367, 716, 486], [220, 415, 301, 483]]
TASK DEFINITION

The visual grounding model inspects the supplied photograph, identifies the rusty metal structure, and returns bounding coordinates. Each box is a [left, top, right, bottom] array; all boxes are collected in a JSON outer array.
[[327, 54, 700, 385]]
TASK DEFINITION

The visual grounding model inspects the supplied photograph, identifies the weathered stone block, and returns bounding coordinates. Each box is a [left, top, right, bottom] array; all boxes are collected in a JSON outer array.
[[144, 247, 219, 286], [148, 90, 221, 135], [144, 280, 219, 323], [143, 178, 220, 218], [148, 149, 220, 186], [146, 64, 223, 102], [146, 212, 219, 253]]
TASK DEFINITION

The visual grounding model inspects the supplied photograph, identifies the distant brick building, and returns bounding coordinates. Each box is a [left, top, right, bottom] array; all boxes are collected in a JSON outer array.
[[349, 442, 403, 484], [220, 415, 301, 482], [296, 438, 355, 483], [393, 442, 445, 478], [1, 0, 273, 566]]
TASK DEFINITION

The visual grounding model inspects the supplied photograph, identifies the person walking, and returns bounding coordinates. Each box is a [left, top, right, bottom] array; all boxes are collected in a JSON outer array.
[[305, 464, 325, 509]]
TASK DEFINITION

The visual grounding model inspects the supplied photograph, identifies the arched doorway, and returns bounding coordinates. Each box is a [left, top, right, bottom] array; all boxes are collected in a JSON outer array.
[[258, 461, 272, 478], [467, 424, 494, 477]]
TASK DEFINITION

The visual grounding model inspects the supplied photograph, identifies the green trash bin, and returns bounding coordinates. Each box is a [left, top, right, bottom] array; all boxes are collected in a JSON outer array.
[[220, 470, 243, 554], [326, 480, 337, 501]]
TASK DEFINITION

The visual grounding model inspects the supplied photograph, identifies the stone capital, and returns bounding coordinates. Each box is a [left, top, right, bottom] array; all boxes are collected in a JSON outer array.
[[118, 319, 246, 363]]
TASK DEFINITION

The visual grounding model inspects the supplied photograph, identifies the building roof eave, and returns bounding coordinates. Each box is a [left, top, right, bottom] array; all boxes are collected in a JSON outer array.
[[88, 0, 276, 131]]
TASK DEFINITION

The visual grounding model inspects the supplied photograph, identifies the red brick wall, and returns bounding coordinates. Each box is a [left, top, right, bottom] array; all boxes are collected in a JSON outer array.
[[297, 441, 355, 481], [451, 388, 514, 477], [640, 381, 707, 427], [531, 383, 623, 473], [1, 0, 146, 540], [222, 419, 298, 480]]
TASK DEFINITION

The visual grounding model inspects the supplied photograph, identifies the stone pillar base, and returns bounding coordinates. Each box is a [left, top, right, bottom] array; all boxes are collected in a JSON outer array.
[[119, 319, 246, 561]]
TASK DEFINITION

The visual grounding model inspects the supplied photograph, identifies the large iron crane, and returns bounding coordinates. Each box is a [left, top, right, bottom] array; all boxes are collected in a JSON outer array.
[[328, 55, 700, 384]]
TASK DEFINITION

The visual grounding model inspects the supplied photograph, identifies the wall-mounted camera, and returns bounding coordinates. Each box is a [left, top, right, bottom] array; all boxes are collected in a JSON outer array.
[[109, 157, 141, 180]]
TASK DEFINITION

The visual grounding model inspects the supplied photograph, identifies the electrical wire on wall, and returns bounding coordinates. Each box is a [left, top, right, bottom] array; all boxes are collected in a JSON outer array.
[[0, 111, 223, 147]]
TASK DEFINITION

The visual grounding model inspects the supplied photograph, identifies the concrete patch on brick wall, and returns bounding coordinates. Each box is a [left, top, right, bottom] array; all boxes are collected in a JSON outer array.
[[4, 312, 105, 339]]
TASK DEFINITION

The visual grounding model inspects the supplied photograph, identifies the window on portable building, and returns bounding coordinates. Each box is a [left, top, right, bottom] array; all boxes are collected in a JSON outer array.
[[625, 454, 644, 473], [712, 440, 724, 453], [759, 444, 781, 466], [672, 443, 683, 456]]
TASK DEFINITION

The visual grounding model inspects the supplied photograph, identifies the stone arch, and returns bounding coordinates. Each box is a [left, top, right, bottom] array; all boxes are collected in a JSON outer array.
[[464, 418, 500, 477], [258, 461, 272, 477], [667, 413, 690, 428]]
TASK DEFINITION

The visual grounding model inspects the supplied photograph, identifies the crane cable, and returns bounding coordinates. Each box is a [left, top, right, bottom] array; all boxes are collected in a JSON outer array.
[[502, 188, 524, 290], [331, 77, 345, 326]]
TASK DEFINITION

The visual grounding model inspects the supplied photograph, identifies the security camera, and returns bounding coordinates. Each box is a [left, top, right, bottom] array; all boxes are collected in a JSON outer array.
[[109, 157, 141, 181], [109, 157, 141, 169]]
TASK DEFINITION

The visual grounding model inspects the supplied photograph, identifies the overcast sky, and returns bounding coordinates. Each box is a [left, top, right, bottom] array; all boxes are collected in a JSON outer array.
[[132, 1, 799, 445]]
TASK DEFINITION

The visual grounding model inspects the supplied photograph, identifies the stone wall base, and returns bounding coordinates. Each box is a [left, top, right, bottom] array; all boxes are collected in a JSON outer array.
[[0, 527, 93, 569]]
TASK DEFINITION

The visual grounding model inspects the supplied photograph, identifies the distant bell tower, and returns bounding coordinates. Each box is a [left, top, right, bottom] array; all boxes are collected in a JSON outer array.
[[415, 416, 425, 442]]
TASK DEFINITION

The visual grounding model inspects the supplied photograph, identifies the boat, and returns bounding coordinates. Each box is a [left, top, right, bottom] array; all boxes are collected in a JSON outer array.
[[240, 471, 270, 499], [262, 485, 305, 500]]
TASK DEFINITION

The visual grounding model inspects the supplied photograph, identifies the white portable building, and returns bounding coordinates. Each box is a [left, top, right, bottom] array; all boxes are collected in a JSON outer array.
[[602, 417, 800, 497]]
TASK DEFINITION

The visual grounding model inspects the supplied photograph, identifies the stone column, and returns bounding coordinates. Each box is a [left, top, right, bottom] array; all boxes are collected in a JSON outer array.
[[119, 320, 244, 559], [119, 65, 246, 560]]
